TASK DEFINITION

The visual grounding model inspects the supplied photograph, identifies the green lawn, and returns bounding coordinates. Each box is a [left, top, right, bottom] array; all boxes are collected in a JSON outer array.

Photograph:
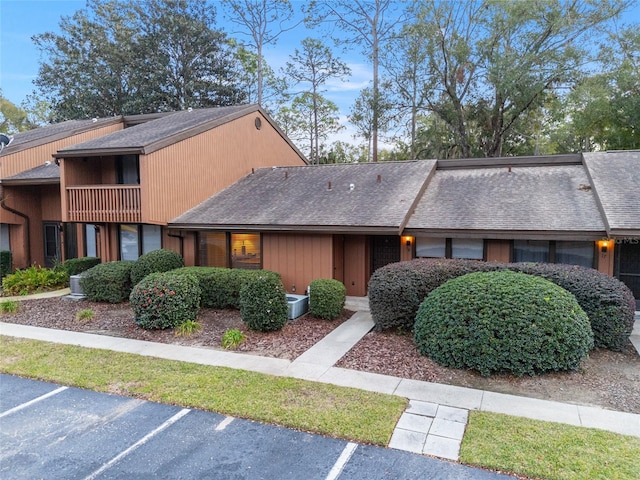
[[2, 335, 639, 480], [462, 411, 640, 480]]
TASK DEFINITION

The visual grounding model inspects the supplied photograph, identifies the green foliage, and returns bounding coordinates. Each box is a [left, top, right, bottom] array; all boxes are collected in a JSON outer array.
[[369, 259, 490, 331], [369, 259, 635, 351], [414, 271, 594, 377], [33, 0, 244, 120], [171, 267, 270, 309], [80, 261, 134, 303], [63, 257, 101, 276], [0, 251, 12, 279], [221, 328, 246, 349], [76, 309, 94, 321], [130, 271, 201, 330], [175, 320, 202, 337], [130, 249, 184, 286], [507, 263, 636, 351], [1, 265, 69, 296], [239, 271, 288, 331], [309, 278, 346, 320], [0, 299, 19, 314]]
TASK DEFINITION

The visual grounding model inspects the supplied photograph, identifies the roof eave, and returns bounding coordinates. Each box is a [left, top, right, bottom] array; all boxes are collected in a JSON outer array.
[[168, 223, 401, 234], [54, 146, 145, 158], [402, 228, 607, 241], [1, 178, 60, 186]]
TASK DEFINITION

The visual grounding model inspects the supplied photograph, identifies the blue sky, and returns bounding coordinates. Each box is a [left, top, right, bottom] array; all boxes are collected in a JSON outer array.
[[0, 0, 369, 143]]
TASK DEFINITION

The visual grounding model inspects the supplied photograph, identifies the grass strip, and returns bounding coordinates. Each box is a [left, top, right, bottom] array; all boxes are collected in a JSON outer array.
[[0, 336, 406, 445], [461, 411, 640, 480]]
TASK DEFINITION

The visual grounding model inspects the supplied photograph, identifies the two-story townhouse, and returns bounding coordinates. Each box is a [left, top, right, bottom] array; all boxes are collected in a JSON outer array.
[[1, 105, 307, 269]]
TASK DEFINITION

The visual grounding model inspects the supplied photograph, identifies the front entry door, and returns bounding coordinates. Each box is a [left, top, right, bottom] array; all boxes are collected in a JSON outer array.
[[371, 235, 401, 273], [43, 223, 61, 267], [615, 240, 640, 309]]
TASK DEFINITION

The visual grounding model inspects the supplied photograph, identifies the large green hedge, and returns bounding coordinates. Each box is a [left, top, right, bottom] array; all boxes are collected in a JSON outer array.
[[414, 271, 594, 376], [369, 258, 635, 351], [63, 257, 100, 276]]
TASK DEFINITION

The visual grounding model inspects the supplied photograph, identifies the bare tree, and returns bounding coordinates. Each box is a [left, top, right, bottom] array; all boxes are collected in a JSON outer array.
[[224, 0, 300, 105], [284, 38, 350, 163], [306, 0, 404, 162]]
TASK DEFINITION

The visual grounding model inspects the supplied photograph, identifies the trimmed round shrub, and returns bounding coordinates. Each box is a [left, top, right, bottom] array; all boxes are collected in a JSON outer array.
[[369, 259, 493, 331], [414, 271, 594, 377], [130, 249, 184, 285], [508, 263, 636, 351], [309, 278, 346, 320], [130, 271, 201, 330], [79, 261, 134, 303], [239, 271, 288, 331]]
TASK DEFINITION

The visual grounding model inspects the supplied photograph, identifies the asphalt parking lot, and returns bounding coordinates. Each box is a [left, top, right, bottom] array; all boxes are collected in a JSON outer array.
[[0, 374, 514, 479]]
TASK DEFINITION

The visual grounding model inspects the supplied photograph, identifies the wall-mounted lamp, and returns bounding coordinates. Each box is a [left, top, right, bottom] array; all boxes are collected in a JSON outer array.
[[599, 239, 609, 253], [403, 236, 413, 250]]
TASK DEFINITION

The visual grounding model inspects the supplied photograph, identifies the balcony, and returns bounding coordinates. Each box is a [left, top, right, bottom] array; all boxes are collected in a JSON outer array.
[[66, 185, 141, 223]]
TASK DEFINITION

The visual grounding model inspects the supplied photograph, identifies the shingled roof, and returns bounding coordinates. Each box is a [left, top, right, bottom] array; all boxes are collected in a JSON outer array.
[[583, 150, 640, 236], [54, 105, 267, 158], [405, 157, 607, 239], [170, 161, 437, 233], [0, 117, 121, 156], [1, 162, 60, 185]]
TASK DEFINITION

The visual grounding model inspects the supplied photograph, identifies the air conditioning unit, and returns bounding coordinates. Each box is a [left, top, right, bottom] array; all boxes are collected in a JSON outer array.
[[68, 274, 86, 299]]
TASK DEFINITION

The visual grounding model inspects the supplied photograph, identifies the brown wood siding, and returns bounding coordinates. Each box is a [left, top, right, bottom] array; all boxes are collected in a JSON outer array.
[[1, 185, 61, 268], [597, 242, 614, 276], [1, 124, 122, 179], [142, 112, 306, 224], [486, 239, 511, 263], [263, 233, 333, 294]]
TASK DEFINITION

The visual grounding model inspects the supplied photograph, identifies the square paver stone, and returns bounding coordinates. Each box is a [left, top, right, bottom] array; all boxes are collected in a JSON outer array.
[[388, 428, 427, 455], [396, 413, 433, 433], [436, 405, 469, 424], [407, 400, 438, 417], [429, 418, 466, 440], [424, 435, 461, 461]]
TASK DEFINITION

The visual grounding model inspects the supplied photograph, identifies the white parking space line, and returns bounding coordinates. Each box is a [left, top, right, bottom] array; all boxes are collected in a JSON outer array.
[[83, 408, 190, 480], [0, 386, 68, 419], [215, 416, 235, 431], [325, 442, 358, 480]]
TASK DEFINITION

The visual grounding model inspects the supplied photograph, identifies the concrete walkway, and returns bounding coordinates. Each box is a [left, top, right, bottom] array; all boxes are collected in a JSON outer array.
[[1, 294, 639, 462]]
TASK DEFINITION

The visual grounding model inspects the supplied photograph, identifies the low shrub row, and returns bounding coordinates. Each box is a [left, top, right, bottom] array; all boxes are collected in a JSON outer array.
[[369, 258, 635, 351], [414, 271, 594, 376], [1, 265, 69, 296], [130, 249, 184, 285]]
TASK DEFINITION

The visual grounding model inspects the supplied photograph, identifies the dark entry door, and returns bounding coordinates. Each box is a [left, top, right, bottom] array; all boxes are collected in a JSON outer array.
[[371, 235, 401, 273], [43, 223, 61, 267], [615, 240, 640, 309]]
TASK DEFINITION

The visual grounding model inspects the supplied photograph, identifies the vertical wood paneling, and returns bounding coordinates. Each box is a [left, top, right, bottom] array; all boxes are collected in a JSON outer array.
[[343, 236, 368, 296], [596, 243, 614, 276], [143, 113, 306, 223], [263, 233, 333, 294], [485, 239, 511, 262]]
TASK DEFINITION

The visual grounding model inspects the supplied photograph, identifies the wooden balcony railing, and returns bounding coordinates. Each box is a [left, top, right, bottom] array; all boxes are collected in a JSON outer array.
[[66, 185, 141, 223]]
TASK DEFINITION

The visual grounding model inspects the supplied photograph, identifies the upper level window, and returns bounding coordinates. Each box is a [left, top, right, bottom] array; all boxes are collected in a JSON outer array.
[[116, 155, 140, 185]]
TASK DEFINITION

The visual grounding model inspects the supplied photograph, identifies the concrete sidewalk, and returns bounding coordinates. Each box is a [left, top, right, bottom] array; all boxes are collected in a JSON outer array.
[[1, 295, 639, 462]]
